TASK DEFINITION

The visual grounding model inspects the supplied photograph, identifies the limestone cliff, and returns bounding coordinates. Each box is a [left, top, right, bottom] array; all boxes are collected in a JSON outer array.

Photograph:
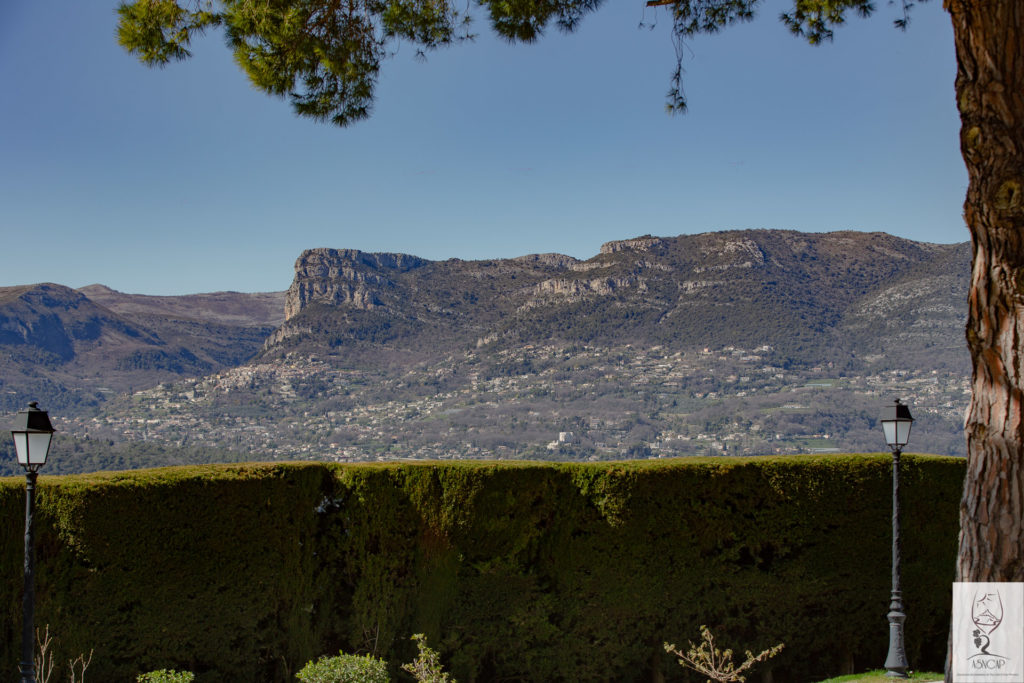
[[599, 236, 667, 254], [285, 248, 428, 320], [267, 230, 970, 374]]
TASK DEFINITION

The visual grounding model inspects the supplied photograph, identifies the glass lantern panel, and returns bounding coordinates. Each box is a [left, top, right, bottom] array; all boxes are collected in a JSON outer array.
[[13, 432, 52, 466], [13, 432, 28, 465], [882, 421, 897, 447], [896, 420, 912, 447]]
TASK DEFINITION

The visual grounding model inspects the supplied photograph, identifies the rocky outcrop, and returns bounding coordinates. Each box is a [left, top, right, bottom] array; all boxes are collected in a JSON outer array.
[[693, 238, 767, 272], [599, 236, 666, 254], [512, 253, 580, 269], [285, 248, 428, 320], [532, 276, 646, 298]]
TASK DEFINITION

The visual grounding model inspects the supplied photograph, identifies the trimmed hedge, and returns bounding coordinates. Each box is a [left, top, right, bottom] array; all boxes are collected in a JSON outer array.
[[0, 455, 963, 682]]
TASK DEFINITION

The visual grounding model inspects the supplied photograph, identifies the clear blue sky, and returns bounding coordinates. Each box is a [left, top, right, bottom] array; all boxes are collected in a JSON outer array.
[[0, 0, 964, 295]]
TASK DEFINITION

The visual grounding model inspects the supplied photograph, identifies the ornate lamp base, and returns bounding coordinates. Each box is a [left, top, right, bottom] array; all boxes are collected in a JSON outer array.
[[885, 592, 908, 678]]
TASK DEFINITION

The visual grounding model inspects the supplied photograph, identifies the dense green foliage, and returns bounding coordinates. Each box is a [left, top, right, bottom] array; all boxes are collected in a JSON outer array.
[[117, 0, 472, 126], [0, 456, 961, 681], [296, 652, 390, 683]]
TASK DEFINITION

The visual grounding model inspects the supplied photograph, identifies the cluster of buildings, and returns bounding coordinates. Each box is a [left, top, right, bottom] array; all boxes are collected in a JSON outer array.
[[60, 343, 971, 463]]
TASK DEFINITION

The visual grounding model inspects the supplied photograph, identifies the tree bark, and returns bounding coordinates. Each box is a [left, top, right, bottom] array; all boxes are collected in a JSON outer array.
[[944, 5, 1024, 676], [946, 0, 1024, 585]]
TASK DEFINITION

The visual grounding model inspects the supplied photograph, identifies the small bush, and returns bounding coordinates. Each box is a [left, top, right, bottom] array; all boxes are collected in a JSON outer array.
[[665, 626, 783, 683], [402, 634, 454, 683], [296, 652, 389, 683], [137, 671, 195, 683]]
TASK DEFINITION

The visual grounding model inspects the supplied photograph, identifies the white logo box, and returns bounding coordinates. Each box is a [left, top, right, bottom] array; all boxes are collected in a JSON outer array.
[[952, 582, 1024, 682]]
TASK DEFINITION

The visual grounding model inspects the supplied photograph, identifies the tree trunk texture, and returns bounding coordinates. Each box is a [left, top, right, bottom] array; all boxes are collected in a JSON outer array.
[[943, 6, 1024, 677], [946, 0, 1024, 586]]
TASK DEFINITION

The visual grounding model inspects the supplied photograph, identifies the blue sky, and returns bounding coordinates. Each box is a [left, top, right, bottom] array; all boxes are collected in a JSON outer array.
[[0, 0, 963, 295]]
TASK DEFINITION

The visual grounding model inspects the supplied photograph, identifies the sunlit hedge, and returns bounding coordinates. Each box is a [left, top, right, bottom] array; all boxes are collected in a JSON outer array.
[[0, 455, 963, 682]]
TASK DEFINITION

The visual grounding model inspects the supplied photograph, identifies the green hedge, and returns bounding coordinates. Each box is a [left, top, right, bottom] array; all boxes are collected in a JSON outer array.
[[0, 455, 963, 682]]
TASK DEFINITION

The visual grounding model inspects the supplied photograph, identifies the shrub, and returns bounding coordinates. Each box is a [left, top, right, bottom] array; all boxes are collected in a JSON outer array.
[[665, 626, 783, 683], [401, 634, 454, 683], [295, 652, 389, 683], [137, 671, 195, 683]]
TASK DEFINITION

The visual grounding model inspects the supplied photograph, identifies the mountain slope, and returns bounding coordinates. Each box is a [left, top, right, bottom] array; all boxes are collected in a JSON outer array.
[[265, 230, 968, 372], [77, 285, 286, 327], [0, 284, 285, 412]]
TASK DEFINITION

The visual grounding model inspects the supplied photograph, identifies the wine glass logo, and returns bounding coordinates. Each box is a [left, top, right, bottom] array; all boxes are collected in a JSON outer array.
[[971, 590, 1004, 656], [974, 591, 1004, 634]]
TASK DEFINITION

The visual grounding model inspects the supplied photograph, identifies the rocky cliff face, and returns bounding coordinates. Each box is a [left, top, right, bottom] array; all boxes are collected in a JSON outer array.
[[599, 235, 667, 254], [285, 248, 429, 319], [267, 230, 970, 373]]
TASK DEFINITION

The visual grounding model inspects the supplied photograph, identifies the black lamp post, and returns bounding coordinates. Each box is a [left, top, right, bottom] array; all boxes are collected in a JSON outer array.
[[10, 402, 55, 683], [880, 398, 913, 678]]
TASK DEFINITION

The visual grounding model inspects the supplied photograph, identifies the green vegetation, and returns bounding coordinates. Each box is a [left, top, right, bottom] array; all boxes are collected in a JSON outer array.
[[0, 456, 962, 681], [296, 653, 388, 683], [665, 626, 783, 683], [816, 671, 943, 683], [137, 671, 195, 683], [401, 634, 455, 683]]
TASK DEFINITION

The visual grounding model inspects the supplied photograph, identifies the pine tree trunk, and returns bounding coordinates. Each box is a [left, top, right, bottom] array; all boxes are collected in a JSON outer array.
[[946, 0, 1024, 586], [944, 5, 1024, 678]]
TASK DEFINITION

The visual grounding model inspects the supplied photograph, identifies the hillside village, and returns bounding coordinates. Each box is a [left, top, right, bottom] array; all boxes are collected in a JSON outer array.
[[62, 342, 969, 464]]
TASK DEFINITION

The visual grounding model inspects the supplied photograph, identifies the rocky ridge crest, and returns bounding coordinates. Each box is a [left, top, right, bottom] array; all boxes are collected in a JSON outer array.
[[268, 230, 969, 374]]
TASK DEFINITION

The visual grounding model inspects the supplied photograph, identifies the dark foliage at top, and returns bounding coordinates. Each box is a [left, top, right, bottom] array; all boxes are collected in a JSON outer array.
[[116, 0, 928, 125]]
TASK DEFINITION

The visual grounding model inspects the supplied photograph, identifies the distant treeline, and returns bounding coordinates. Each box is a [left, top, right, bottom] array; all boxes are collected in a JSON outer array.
[[0, 437, 254, 478]]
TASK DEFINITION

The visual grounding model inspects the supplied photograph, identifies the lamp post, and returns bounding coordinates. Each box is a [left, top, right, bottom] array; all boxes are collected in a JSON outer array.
[[880, 398, 913, 678], [10, 402, 55, 683]]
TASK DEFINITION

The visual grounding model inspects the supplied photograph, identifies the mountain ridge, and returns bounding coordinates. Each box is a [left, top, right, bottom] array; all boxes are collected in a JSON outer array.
[[266, 229, 969, 373], [0, 230, 972, 472]]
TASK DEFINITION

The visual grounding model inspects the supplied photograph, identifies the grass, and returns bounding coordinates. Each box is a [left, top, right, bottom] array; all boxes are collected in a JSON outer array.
[[817, 672, 943, 683]]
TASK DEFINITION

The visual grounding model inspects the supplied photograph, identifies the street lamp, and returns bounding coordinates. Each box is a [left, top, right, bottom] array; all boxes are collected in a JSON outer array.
[[880, 398, 913, 678], [10, 402, 55, 683]]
